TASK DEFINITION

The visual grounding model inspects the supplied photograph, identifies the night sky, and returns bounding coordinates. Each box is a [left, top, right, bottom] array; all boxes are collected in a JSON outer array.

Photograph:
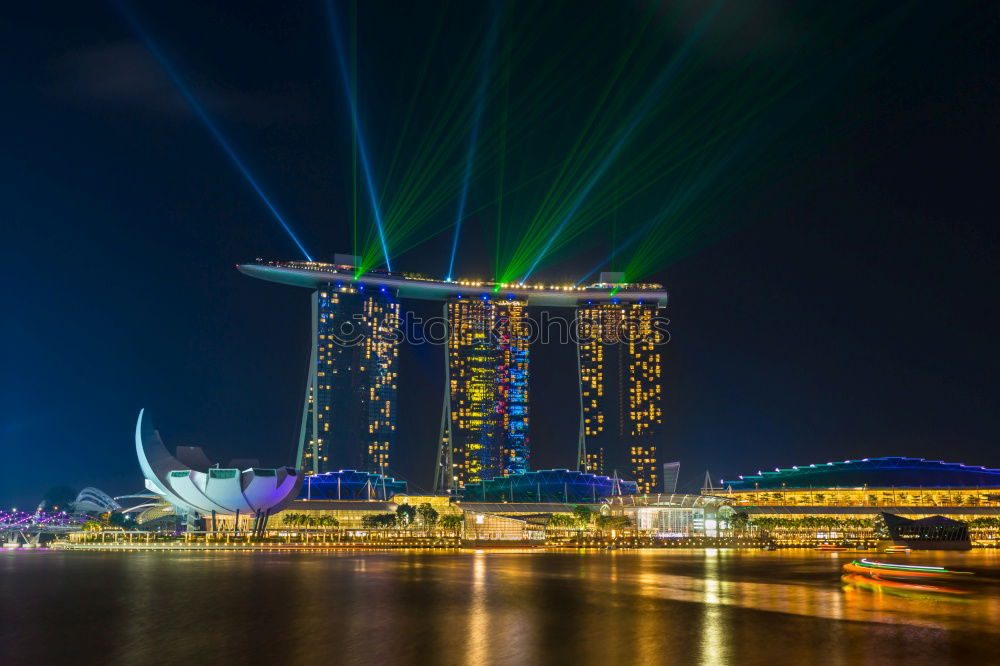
[[3, 1, 998, 508]]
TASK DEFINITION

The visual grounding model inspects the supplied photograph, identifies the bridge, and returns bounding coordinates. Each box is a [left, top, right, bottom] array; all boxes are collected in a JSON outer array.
[[1, 510, 88, 547]]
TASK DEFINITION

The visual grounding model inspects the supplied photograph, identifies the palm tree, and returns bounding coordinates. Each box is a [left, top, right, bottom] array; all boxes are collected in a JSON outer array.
[[595, 515, 632, 532], [730, 512, 751, 533], [82, 520, 103, 533], [396, 504, 416, 528], [440, 514, 463, 538], [572, 506, 593, 533], [416, 503, 439, 529]]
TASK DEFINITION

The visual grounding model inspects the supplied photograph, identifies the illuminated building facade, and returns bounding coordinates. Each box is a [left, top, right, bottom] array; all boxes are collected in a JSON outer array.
[[301, 283, 399, 475], [585, 447, 605, 476], [239, 261, 668, 491], [630, 445, 658, 495], [711, 458, 1000, 545], [434, 296, 529, 491], [718, 457, 1000, 508], [135, 409, 302, 533], [577, 298, 664, 493]]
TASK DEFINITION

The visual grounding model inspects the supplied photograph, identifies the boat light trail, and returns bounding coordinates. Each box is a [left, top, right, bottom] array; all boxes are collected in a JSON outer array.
[[116, 1, 313, 261], [325, 0, 391, 272]]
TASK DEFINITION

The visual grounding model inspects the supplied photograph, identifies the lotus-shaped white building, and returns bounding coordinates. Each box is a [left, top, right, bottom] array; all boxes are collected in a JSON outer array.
[[136, 409, 302, 529]]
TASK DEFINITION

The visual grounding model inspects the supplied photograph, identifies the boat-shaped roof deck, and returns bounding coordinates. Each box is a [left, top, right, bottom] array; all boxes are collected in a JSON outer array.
[[238, 261, 668, 307]]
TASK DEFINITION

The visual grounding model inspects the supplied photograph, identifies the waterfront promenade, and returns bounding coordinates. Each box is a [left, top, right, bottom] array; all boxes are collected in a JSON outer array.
[[49, 530, 771, 551]]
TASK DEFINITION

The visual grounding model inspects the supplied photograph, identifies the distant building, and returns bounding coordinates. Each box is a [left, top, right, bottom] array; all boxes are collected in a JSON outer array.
[[719, 456, 1000, 506], [577, 297, 664, 493], [662, 461, 680, 494], [72, 488, 122, 514], [717, 457, 1000, 546]]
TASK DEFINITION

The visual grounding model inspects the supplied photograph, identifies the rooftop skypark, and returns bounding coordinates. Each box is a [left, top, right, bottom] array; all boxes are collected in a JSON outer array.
[[239, 259, 668, 307]]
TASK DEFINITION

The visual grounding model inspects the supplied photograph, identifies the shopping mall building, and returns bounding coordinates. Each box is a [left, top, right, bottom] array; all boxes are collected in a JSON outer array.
[[713, 456, 1000, 545]]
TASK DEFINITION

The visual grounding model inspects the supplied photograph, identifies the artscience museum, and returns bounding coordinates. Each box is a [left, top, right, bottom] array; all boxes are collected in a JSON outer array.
[[136, 409, 302, 532]]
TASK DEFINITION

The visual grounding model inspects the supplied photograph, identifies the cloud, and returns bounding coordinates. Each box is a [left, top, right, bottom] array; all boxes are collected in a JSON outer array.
[[48, 40, 308, 125]]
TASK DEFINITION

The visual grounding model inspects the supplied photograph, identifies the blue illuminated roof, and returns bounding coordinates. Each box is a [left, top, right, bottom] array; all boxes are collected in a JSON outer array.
[[461, 468, 638, 502], [299, 470, 407, 500], [723, 457, 1000, 489]]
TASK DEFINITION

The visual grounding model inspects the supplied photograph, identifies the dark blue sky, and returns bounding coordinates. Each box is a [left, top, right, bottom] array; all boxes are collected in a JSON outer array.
[[2, 1, 998, 508]]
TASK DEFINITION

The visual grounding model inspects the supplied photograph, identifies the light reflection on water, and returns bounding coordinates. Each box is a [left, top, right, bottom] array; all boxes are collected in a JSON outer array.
[[2, 549, 998, 664]]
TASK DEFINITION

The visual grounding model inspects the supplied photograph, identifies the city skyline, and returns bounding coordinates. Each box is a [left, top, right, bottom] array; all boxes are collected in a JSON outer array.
[[3, 1, 998, 510], [3, 2, 999, 664]]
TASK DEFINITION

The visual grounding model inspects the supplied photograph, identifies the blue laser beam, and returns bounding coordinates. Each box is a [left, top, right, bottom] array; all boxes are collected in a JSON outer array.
[[520, 0, 724, 282], [115, 1, 313, 261], [446, 14, 499, 282], [325, 0, 391, 271]]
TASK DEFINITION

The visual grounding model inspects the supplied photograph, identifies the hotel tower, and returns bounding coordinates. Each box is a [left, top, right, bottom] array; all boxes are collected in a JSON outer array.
[[433, 296, 530, 491], [299, 275, 400, 475], [576, 273, 664, 493]]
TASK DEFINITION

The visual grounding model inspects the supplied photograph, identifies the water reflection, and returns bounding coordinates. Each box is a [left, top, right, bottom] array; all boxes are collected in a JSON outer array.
[[466, 551, 488, 665], [699, 550, 727, 665], [1, 549, 998, 664]]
